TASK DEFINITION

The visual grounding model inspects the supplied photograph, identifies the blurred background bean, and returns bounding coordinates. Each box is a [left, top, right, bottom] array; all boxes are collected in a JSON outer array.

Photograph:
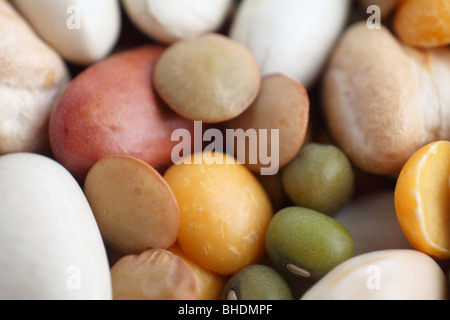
[[121, 0, 233, 44], [111, 249, 197, 300], [222, 264, 293, 300]]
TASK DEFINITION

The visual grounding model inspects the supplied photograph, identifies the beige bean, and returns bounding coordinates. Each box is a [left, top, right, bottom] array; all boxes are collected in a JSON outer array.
[[322, 22, 450, 175], [0, 0, 70, 155], [301, 249, 449, 300], [111, 249, 197, 300]]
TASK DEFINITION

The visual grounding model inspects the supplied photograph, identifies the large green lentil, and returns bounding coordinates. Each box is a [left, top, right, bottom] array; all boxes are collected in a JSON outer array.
[[265, 206, 354, 282]]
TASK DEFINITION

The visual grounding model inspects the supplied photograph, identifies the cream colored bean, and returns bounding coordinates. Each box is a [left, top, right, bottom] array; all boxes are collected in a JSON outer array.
[[12, 0, 121, 65], [122, 0, 233, 44], [229, 0, 351, 88], [0, 153, 112, 299], [0, 0, 70, 155], [301, 249, 449, 300]]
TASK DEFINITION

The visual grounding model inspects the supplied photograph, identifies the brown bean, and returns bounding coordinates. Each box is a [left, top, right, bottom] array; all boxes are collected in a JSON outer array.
[[225, 74, 310, 174], [84, 155, 179, 255]]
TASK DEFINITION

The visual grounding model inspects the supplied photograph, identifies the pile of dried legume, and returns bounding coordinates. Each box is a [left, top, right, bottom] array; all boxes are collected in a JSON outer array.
[[0, 0, 449, 300]]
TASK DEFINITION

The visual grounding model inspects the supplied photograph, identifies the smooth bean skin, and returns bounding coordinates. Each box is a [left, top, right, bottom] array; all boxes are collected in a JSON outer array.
[[301, 249, 449, 300], [153, 33, 261, 123], [164, 152, 273, 276], [222, 264, 293, 300], [282, 143, 355, 216], [265, 206, 354, 281]]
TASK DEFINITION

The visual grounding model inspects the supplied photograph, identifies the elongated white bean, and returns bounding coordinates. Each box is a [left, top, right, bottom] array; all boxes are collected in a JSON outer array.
[[229, 0, 351, 88], [12, 0, 121, 65], [0, 0, 70, 155], [122, 0, 233, 44], [301, 249, 449, 300], [0, 153, 112, 299]]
